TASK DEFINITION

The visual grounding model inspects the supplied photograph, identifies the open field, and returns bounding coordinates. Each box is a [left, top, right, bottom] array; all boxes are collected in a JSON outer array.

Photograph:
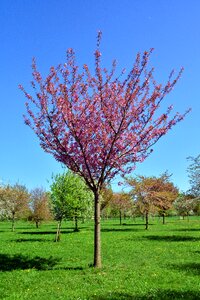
[[0, 217, 200, 299]]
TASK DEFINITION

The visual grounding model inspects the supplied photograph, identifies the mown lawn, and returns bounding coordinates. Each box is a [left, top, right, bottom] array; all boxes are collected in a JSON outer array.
[[0, 217, 200, 299]]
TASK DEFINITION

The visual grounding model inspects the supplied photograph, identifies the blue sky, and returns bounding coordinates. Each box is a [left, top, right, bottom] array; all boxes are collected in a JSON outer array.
[[0, 0, 199, 192]]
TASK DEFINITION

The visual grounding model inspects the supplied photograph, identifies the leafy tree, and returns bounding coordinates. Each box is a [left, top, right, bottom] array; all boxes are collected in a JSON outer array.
[[110, 192, 133, 225], [174, 193, 195, 219], [30, 187, 52, 228], [187, 155, 200, 197], [127, 176, 157, 229], [149, 172, 178, 224], [0, 184, 30, 231], [50, 171, 93, 241], [126, 173, 178, 228], [20, 32, 189, 267], [192, 197, 200, 216]]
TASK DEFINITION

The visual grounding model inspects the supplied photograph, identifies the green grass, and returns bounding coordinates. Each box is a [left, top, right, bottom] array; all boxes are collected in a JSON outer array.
[[1, 217, 200, 299]]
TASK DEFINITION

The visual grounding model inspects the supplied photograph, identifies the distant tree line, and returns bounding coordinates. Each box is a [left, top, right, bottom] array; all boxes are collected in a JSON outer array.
[[0, 154, 199, 233]]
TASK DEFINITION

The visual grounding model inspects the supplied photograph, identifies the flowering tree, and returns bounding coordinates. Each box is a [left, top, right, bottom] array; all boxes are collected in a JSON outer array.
[[174, 193, 195, 219], [0, 184, 30, 231], [145, 172, 178, 224], [127, 173, 178, 228], [30, 187, 52, 228], [20, 32, 189, 267], [187, 155, 200, 197], [110, 192, 133, 225]]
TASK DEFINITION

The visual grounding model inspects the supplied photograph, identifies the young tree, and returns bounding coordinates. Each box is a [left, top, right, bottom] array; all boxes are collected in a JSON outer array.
[[50, 170, 93, 241], [190, 196, 200, 215], [127, 176, 157, 229], [30, 187, 52, 228], [148, 173, 178, 224], [20, 32, 189, 267], [126, 173, 178, 227], [110, 192, 132, 225], [174, 193, 195, 219], [187, 155, 200, 197], [0, 184, 30, 231]]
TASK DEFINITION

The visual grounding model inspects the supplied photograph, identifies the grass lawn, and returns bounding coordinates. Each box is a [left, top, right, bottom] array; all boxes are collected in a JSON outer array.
[[0, 217, 200, 299]]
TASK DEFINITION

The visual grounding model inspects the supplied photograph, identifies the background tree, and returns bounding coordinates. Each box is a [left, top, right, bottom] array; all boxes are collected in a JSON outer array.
[[148, 172, 179, 224], [174, 193, 195, 219], [50, 170, 93, 241], [20, 32, 189, 267], [30, 187, 52, 228], [126, 173, 178, 227], [0, 184, 30, 231], [100, 184, 114, 219], [187, 155, 200, 197], [190, 197, 200, 215], [127, 176, 158, 229], [110, 192, 132, 225]]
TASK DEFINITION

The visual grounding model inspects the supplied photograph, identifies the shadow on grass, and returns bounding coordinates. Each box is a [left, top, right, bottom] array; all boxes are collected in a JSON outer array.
[[91, 290, 200, 299], [143, 235, 200, 242], [13, 238, 49, 242], [111, 223, 148, 226], [20, 230, 74, 235], [173, 228, 200, 232], [170, 262, 200, 276], [50, 226, 87, 230], [101, 228, 143, 233], [0, 253, 60, 271], [62, 266, 84, 271]]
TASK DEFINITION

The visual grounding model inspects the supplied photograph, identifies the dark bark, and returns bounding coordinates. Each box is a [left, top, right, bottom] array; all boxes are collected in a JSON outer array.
[[35, 220, 39, 228], [162, 213, 165, 225], [145, 211, 149, 230], [119, 210, 122, 225], [94, 191, 101, 268], [74, 214, 79, 232], [12, 212, 15, 232], [55, 220, 62, 242]]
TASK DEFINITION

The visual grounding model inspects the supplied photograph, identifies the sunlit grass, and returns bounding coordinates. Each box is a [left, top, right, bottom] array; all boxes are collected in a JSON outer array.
[[0, 217, 200, 299]]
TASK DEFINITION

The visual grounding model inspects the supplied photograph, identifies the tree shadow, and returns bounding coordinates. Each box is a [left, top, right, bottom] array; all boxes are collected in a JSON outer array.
[[111, 223, 146, 226], [13, 238, 49, 242], [173, 228, 200, 232], [170, 262, 200, 276], [143, 235, 200, 242], [20, 230, 73, 235], [101, 228, 143, 233], [91, 290, 200, 299], [61, 266, 84, 271], [0, 253, 60, 271]]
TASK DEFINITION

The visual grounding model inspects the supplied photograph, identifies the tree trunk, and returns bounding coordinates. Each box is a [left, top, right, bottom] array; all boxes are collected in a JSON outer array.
[[162, 213, 165, 225], [12, 212, 15, 232], [145, 211, 149, 230], [74, 214, 79, 232], [94, 191, 101, 268], [36, 220, 39, 228], [55, 220, 62, 242], [119, 210, 122, 225]]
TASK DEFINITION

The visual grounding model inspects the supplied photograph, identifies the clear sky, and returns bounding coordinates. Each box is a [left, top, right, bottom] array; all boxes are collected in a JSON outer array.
[[0, 0, 199, 192]]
